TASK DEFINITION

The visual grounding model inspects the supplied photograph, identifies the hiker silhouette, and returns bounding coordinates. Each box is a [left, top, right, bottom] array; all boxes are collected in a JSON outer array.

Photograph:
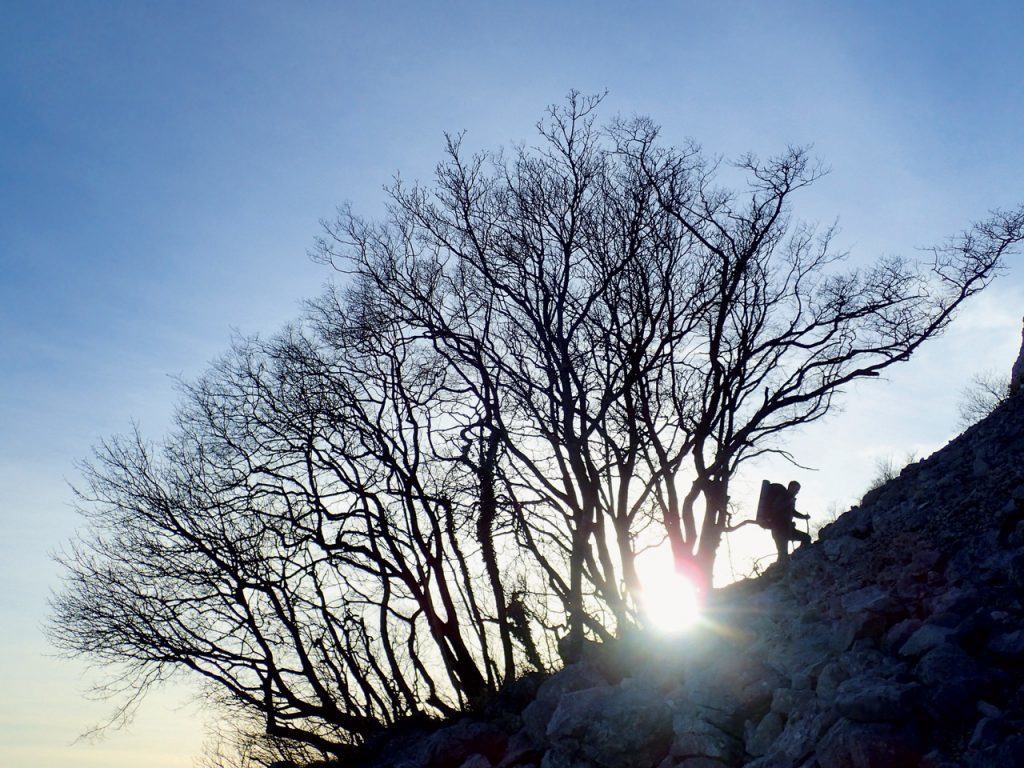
[[757, 479, 811, 564]]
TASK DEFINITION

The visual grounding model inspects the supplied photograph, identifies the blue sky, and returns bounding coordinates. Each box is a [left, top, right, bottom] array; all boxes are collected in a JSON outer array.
[[2, 2, 1023, 765]]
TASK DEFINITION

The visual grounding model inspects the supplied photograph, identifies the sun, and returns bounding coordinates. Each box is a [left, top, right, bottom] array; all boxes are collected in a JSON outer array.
[[636, 549, 703, 633]]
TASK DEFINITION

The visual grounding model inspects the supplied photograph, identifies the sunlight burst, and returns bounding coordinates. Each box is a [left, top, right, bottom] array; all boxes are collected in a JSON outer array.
[[637, 551, 703, 633]]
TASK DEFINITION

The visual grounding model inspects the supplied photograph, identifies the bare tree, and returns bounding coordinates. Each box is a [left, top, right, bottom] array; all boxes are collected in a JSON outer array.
[[958, 370, 1010, 428], [53, 321, 537, 755], [318, 93, 1024, 594], [199, 712, 325, 768], [614, 119, 1024, 586], [864, 452, 919, 496], [52, 94, 1024, 751]]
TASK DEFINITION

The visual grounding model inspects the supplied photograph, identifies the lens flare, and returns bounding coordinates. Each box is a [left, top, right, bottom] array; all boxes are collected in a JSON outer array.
[[636, 550, 703, 633]]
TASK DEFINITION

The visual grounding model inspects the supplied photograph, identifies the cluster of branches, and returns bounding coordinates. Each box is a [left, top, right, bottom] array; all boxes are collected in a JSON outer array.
[[51, 93, 1024, 757], [958, 370, 1012, 428]]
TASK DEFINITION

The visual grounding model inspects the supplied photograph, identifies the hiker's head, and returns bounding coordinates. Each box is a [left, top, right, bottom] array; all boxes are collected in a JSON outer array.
[[787, 480, 801, 495]]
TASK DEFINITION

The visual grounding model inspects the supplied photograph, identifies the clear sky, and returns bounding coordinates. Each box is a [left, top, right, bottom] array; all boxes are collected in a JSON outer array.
[[2, 1, 1022, 765]]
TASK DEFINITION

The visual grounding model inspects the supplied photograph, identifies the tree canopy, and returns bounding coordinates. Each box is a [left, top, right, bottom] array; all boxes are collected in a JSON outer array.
[[51, 93, 1024, 759]]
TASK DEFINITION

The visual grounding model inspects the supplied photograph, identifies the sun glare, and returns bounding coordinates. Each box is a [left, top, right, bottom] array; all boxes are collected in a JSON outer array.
[[636, 549, 703, 633]]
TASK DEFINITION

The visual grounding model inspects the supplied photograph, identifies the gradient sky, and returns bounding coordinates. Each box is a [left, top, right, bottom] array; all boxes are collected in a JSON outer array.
[[2, 2, 1023, 765]]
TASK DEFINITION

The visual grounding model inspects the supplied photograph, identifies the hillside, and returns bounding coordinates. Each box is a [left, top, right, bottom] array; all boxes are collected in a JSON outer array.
[[324, 391, 1024, 768]]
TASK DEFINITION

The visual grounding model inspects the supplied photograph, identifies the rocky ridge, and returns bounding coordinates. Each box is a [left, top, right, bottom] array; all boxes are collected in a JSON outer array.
[[334, 392, 1024, 768]]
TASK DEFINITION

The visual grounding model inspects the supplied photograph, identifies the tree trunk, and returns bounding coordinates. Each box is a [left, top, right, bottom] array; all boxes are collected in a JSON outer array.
[[695, 478, 729, 591], [563, 508, 589, 662], [476, 430, 516, 683]]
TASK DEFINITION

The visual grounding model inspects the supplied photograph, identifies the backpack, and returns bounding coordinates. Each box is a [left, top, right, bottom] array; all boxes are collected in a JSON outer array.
[[755, 480, 789, 529]]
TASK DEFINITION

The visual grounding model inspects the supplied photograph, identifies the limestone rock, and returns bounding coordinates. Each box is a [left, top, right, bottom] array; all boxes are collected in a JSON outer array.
[[521, 663, 606, 743], [545, 681, 672, 768], [817, 719, 922, 768], [670, 714, 741, 763], [898, 623, 959, 658], [424, 722, 508, 768], [744, 711, 784, 758], [1011, 316, 1024, 395], [834, 677, 921, 722]]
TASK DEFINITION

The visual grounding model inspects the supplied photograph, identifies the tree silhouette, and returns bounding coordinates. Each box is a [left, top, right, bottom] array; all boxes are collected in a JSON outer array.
[[51, 93, 1024, 753], [958, 370, 1011, 428]]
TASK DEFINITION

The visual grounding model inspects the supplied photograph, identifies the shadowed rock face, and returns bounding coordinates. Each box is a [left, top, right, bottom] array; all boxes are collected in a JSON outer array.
[[1012, 317, 1024, 395], [330, 393, 1024, 768]]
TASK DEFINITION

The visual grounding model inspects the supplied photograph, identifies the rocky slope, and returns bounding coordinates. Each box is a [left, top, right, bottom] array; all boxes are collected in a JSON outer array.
[[337, 392, 1024, 768]]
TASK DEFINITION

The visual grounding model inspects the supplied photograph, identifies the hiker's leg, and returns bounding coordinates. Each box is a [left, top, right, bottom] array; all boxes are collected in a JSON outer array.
[[773, 530, 789, 563], [792, 528, 811, 549]]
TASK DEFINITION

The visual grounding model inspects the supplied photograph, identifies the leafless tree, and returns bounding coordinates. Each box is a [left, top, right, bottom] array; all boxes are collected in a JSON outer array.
[[199, 712, 323, 768], [52, 93, 1024, 750], [613, 117, 1024, 586], [318, 92, 1024, 597], [864, 452, 919, 496], [52, 320, 539, 755], [958, 370, 1010, 428]]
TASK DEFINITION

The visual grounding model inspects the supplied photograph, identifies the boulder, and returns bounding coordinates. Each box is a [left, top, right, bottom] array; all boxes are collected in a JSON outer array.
[[915, 644, 987, 689], [424, 721, 509, 768], [670, 714, 741, 764], [816, 719, 923, 768], [820, 507, 874, 542], [536, 663, 607, 703], [735, 678, 776, 722], [545, 681, 672, 768], [494, 732, 541, 768], [815, 661, 850, 701], [882, 619, 922, 654], [987, 629, 1024, 660], [840, 585, 898, 616], [744, 711, 785, 758], [968, 715, 1012, 750], [916, 645, 993, 723], [898, 623, 959, 658], [834, 677, 921, 722], [770, 705, 838, 762], [832, 612, 888, 650], [521, 664, 606, 743], [770, 687, 814, 717], [673, 655, 783, 734]]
